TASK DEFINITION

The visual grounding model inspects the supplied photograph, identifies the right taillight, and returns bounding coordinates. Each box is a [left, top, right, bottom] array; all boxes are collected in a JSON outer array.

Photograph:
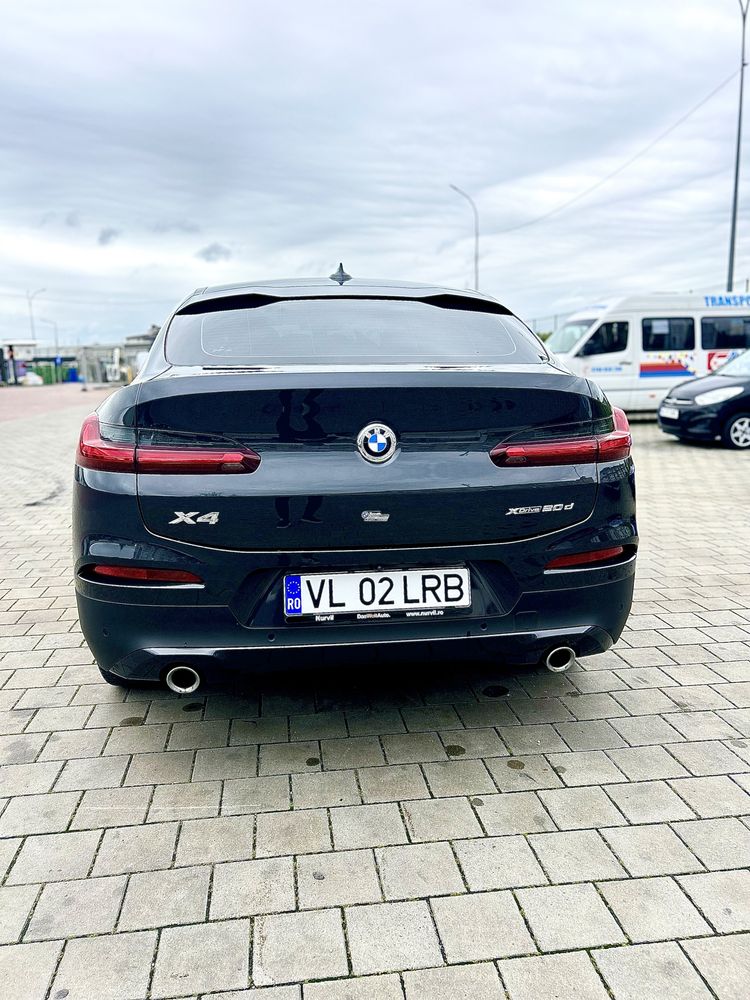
[[490, 408, 631, 467], [76, 414, 260, 474]]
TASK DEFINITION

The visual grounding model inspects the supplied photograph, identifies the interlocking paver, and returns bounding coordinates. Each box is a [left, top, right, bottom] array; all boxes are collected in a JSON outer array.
[[528, 829, 626, 883], [119, 864, 210, 929], [682, 933, 750, 1000], [0, 885, 39, 944], [256, 807, 331, 856], [291, 768, 360, 808], [537, 785, 626, 829], [453, 834, 547, 890], [483, 753, 563, 791], [358, 763, 430, 802], [598, 876, 711, 942], [671, 816, 750, 869], [404, 962, 504, 999], [473, 791, 556, 835], [678, 869, 750, 931], [604, 780, 696, 823], [431, 889, 534, 961], [517, 883, 626, 951], [87, 814, 172, 872], [175, 815, 254, 865], [306, 973, 404, 999], [0, 940, 62, 1000], [345, 900, 443, 974], [593, 942, 714, 1000], [6, 829, 100, 884], [0, 790, 79, 836], [331, 801, 408, 848], [668, 774, 750, 816], [153, 919, 250, 996], [421, 758, 496, 796], [298, 849, 382, 908], [51, 930, 156, 1000], [402, 796, 482, 841], [26, 875, 125, 941], [212, 856, 295, 917], [601, 824, 703, 876], [253, 910, 347, 985], [499, 952, 610, 1000], [377, 841, 464, 900]]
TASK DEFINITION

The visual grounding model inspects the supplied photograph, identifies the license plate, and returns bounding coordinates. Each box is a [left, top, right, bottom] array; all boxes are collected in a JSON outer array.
[[283, 567, 471, 617], [660, 405, 679, 420]]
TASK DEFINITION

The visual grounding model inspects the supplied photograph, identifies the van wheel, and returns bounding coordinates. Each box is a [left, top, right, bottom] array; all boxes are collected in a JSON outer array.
[[722, 413, 750, 449]]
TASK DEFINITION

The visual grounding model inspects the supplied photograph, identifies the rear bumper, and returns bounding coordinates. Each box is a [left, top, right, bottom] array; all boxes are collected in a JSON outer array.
[[76, 557, 635, 681], [74, 459, 637, 682]]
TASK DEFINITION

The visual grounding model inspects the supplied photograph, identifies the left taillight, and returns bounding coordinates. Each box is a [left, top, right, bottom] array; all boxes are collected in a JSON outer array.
[[76, 413, 136, 472], [490, 407, 632, 467], [76, 414, 260, 474]]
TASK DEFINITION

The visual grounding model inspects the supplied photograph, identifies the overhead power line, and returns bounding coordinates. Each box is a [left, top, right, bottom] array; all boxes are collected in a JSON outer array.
[[495, 69, 741, 236]]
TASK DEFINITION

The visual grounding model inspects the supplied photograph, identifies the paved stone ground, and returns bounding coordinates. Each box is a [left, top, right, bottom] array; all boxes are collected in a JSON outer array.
[[0, 386, 749, 1000]]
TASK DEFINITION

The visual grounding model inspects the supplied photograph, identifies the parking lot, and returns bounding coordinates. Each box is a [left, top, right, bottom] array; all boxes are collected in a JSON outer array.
[[0, 386, 748, 1000]]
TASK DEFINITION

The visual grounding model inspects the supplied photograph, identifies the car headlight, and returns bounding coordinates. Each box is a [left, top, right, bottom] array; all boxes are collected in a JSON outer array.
[[694, 385, 744, 406]]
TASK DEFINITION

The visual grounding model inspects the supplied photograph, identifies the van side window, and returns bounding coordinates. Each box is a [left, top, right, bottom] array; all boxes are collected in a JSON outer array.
[[577, 321, 628, 356], [701, 316, 750, 350], [642, 318, 695, 351]]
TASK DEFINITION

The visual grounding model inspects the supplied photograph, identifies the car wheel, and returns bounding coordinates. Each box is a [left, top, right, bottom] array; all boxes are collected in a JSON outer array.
[[722, 413, 750, 449]]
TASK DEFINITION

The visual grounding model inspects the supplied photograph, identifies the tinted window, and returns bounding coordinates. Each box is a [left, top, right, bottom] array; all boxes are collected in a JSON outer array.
[[166, 298, 546, 366], [642, 317, 695, 351], [701, 316, 750, 350], [577, 321, 628, 356]]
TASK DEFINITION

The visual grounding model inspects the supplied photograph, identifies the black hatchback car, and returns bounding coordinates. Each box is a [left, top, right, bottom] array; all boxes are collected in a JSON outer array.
[[657, 350, 750, 448], [73, 273, 637, 692]]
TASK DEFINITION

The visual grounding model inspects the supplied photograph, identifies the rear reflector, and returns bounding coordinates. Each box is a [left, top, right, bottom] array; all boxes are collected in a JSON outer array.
[[90, 565, 203, 583], [546, 546, 624, 569], [490, 407, 632, 467], [76, 414, 260, 474]]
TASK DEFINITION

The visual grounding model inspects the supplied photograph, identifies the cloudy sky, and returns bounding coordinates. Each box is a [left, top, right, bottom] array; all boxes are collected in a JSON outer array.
[[1, 0, 748, 345]]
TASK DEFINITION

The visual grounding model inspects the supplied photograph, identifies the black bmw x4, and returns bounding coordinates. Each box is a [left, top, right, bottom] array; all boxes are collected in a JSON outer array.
[[73, 273, 637, 692]]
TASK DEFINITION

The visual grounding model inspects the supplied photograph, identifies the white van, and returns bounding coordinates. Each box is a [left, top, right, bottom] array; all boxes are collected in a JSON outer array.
[[546, 293, 750, 411]]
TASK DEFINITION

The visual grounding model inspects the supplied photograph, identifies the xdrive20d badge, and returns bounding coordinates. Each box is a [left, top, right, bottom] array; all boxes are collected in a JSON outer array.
[[73, 270, 637, 692]]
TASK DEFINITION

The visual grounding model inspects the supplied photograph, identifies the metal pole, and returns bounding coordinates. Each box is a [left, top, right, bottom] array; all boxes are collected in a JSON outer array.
[[728, 1, 749, 292], [449, 184, 479, 290], [39, 318, 60, 382], [26, 287, 45, 341]]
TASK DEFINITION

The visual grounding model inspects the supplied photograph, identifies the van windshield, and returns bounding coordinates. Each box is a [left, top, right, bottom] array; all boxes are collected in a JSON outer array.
[[716, 349, 750, 376], [547, 318, 597, 354]]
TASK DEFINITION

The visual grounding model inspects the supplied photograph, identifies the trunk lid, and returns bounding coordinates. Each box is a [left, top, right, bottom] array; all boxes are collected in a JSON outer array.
[[135, 368, 601, 550]]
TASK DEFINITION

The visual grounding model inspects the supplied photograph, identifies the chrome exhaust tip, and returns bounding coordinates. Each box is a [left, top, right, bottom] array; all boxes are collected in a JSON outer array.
[[165, 664, 201, 694], [545, 646, 576, 673]]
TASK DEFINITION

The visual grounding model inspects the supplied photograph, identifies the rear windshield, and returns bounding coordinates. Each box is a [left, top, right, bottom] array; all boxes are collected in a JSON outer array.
[[165, 297, 545, 366]]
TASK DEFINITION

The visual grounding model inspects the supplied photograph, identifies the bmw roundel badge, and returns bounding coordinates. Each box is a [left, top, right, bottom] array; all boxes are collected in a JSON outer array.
[[357, 423, 397, 464]]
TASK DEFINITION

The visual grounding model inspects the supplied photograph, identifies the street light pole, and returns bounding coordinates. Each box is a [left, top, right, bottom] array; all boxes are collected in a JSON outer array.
[[26, 287, 46, 340], [449, 184, 479, 290], [727, 0, 750, 292]]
